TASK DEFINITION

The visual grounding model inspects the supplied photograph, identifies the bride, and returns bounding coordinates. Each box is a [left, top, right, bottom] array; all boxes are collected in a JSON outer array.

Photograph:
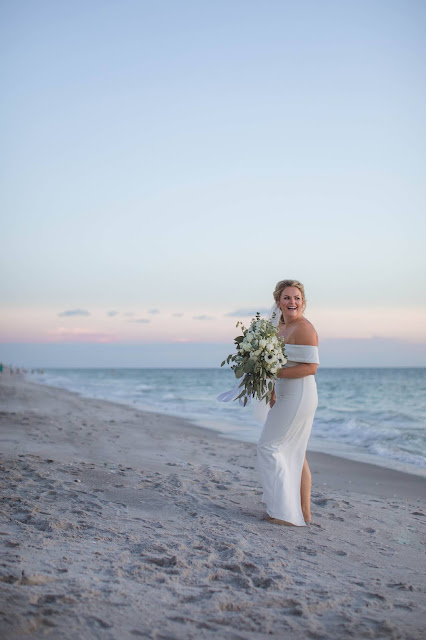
[[257, 279, 319, 526]]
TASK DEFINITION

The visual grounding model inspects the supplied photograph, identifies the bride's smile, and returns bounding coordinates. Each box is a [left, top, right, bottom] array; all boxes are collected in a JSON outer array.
[[279, 287, 304, 323]]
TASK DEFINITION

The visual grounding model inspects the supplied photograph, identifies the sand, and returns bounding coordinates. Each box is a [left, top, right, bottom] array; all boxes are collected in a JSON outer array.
[[0, 374, 425, 640]]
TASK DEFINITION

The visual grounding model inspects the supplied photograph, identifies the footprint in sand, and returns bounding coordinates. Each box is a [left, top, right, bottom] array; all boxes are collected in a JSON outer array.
[[387, 582, 414, 591], [1, 572, 56, 586], [296, 545, 317, 556], [312, 497, 328, 507], [328, 514, 344, 521]]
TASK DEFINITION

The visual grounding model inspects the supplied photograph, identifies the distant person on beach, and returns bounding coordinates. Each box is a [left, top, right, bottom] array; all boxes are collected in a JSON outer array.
[[257, 279, 319, 526]]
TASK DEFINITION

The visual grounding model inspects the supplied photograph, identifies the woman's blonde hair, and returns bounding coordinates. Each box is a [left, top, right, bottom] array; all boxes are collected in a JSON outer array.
[[273, 279, 306, 322]]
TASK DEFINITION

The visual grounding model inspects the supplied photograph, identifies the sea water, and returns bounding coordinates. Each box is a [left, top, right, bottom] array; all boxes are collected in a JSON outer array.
[[27, 367, 426, 477]]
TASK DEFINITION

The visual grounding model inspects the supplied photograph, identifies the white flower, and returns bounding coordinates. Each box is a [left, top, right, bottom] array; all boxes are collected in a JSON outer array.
[[222, 313, 288, 403]]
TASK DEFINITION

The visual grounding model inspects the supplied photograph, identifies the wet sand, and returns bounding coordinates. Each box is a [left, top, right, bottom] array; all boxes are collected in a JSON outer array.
[[1, 374, 425, 639]]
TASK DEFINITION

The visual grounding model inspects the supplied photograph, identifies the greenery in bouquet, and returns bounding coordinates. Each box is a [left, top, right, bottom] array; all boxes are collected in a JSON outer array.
[[221, 313, 287, 406]]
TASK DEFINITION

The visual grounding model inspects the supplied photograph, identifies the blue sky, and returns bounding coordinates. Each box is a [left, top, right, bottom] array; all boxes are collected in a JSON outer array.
[[1, 0, 425, 366]]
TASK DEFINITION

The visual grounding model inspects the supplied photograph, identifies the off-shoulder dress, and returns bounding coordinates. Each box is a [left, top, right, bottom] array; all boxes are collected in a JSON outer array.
[[257, 344, 320, 526]]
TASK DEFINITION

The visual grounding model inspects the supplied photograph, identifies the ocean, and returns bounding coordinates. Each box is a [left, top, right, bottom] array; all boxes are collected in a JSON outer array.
[[27, 367, 426, 477]]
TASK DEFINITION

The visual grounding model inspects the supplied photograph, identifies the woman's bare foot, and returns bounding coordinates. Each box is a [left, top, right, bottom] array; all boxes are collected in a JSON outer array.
[[302, 508, 311, 523], [264, 515, 294, 526]]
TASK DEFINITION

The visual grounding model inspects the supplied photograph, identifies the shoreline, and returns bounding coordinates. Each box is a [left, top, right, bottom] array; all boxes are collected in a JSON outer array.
[[1, 374, 425, 639], [25, 370, 426, 481], [24, 376, 426, 499]]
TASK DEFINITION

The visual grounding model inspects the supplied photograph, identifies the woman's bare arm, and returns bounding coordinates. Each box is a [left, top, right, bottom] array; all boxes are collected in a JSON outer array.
[[277, 363, 318, 379]]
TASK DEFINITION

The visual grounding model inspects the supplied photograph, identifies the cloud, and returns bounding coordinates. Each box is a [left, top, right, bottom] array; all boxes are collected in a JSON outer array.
[[57, 309, 90, 317], [129, 318, 150, 324], [107, 310, 119, 317], [193, 315, 215, 321], [148, 309, 160, 314], [225, 308, 271, 317], [172, 313, 184, 318], [124, 312, 134, 317]]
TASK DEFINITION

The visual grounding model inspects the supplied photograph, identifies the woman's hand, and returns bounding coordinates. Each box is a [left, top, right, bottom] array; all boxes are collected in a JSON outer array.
[[277, 363, 318, 379]]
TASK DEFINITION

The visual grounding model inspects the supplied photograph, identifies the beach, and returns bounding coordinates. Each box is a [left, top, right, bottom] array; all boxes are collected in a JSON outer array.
[[1, 374, 425, 640]]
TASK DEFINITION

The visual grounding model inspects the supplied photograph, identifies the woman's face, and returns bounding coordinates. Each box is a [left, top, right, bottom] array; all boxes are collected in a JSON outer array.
[[279, 286, 304, 320]]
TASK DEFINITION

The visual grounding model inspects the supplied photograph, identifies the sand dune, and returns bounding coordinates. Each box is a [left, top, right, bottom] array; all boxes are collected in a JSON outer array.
[[0, 374, 425, 639]]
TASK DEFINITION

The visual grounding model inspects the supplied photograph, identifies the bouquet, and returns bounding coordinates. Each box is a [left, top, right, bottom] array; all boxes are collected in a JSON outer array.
[[221, 312, 287, 406]]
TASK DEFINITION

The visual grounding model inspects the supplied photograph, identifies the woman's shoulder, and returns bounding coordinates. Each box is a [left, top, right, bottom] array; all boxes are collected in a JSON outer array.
[[293, 318, 318, 346]]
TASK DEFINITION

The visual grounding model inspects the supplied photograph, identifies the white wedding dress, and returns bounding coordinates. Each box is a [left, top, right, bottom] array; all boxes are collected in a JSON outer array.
[[257, 344, 319, 526]]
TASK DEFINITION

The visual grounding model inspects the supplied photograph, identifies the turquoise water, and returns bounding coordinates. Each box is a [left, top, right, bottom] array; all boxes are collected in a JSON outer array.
[[27, 367, 426, 476]]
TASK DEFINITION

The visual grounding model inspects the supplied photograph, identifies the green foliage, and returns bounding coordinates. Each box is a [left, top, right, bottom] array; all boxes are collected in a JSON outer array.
[[243, 359, 254, 373], [219, 311, 287, 405]]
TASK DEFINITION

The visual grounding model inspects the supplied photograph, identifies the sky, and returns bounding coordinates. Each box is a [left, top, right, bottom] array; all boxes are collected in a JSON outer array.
[[1, 0, 425, 367]]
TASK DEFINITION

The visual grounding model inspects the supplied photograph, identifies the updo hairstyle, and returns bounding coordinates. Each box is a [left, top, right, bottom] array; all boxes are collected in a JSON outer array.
[[273, 279, 306, 323]]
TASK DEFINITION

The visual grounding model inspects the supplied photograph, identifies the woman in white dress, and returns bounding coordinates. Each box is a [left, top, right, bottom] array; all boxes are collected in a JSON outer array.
[[257, 279, 319, 526]]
